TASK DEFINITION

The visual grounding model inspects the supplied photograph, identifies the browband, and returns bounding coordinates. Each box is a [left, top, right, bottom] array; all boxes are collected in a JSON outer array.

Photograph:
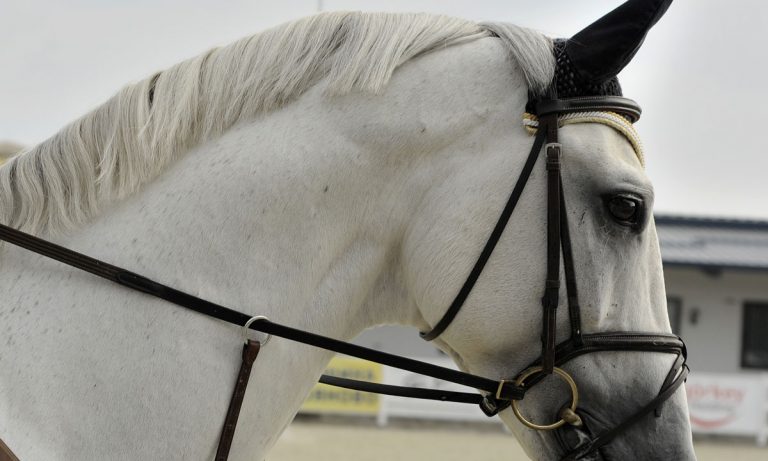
[[534, 96, 642, 123]]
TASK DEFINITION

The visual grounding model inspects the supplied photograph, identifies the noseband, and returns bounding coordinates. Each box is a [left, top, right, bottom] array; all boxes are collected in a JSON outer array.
[[420, 94, 688, 459], [0, 97, 687, 461]]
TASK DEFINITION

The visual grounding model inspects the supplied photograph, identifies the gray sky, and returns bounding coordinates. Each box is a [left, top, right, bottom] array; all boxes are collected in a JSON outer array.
[[1, 0, 766, 219]]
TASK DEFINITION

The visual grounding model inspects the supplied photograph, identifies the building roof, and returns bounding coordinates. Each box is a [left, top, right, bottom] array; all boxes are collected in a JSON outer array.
[[655, 214, 768, 271]]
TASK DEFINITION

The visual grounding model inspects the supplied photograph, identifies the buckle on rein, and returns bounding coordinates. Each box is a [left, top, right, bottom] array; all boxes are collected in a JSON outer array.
[[489, 367, 583, 430]]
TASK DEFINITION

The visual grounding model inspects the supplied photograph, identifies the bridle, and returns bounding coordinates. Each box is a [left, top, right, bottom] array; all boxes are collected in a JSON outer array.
[[420, 94, 689, 459], [0, 95, 687, 461]]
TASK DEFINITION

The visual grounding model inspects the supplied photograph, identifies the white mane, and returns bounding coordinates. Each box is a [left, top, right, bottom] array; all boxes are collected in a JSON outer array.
[[0, 12, 553, 235]]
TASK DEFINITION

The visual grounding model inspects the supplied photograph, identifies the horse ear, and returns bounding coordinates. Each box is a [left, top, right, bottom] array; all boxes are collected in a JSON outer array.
[[565, 0, 673, 84]]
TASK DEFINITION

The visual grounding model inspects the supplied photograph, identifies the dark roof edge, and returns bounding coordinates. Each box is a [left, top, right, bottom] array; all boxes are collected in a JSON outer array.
[[663, 261, 768, 273], [654, 213, 768, 231]]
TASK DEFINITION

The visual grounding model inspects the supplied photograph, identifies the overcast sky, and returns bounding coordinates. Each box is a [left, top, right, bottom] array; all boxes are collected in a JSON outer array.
[[1, 0, 766, 219]]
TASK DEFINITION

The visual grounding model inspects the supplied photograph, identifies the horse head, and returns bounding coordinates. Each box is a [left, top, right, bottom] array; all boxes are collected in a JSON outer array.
[[403, 1, 693, 459]]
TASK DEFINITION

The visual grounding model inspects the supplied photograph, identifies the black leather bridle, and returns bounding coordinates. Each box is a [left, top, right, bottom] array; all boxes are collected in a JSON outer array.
[[419, 94, 688, 459], [0, 96, 687, 461], [422, 96, 688, 460]]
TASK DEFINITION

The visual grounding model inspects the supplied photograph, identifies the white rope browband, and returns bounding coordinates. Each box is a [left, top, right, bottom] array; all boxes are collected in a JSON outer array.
[[523, 111, 645, 167]]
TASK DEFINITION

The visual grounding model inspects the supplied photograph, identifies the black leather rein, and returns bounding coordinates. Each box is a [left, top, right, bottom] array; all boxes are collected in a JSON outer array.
[[0, 221, 524, 410]]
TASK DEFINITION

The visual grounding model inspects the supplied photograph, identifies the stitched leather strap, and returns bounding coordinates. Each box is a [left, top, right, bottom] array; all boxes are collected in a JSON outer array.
[[559, 178, 583, 345], [517, 333, 686, 391], [535, 96, 642, 123], [215, 340, 261, 461], [541, 114, 562, 374]]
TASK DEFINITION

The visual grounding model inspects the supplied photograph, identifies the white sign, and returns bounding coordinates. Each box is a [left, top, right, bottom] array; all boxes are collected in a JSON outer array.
[[685, 373, 765, 436]]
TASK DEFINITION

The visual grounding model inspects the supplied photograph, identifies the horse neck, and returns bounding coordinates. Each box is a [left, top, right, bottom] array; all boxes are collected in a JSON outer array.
[[24, 84, 458, 459], [0, 113, 416, 459], [1, 36, 533, 459]]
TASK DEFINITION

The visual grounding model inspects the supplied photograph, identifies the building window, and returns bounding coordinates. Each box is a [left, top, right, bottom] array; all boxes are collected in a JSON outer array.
[[667, 297, 682, 335], [742, 302, 768, 369]]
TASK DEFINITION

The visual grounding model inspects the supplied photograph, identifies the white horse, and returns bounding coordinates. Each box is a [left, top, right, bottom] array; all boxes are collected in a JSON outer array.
[[0, 10, 693, 461], [0, 141, 23, 166]]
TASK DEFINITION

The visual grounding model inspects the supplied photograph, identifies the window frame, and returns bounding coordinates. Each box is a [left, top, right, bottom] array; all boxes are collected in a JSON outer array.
[[666, 296, 683, 335], [741, 301, 768, 370]]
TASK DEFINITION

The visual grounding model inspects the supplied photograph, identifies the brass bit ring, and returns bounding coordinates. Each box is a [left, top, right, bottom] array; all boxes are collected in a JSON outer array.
[[510, 366, 579, 431]]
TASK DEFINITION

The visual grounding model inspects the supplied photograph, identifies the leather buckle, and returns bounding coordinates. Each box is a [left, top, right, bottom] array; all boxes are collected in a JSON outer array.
[[545, 143, 561, 170], [496, 379, 510, 400], [545, 142, 562, 154], [480, 397, 499, 417]]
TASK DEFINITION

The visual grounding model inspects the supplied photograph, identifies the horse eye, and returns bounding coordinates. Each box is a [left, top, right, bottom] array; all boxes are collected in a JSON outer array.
[[606, 195, 643, 226]]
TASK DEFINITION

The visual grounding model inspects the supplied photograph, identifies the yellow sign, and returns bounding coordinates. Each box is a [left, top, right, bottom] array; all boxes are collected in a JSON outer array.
[[300, 357, 382, 415]]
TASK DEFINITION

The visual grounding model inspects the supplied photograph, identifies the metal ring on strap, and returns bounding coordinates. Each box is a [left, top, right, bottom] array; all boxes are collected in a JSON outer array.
[[511, 366, 579, 431], [242, 315, 271, 346]]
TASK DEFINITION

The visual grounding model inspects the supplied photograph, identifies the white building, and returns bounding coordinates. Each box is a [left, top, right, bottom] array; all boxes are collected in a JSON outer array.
[[657, 215, 768, 374]]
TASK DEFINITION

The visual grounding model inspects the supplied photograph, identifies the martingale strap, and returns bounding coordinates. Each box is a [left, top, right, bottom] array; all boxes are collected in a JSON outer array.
[[215, 340, 261, 461]]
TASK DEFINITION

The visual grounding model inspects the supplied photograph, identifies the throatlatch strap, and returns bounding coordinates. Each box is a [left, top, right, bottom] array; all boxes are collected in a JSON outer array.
[[420, 126, 549, 341], [215, 340, 261, 461]]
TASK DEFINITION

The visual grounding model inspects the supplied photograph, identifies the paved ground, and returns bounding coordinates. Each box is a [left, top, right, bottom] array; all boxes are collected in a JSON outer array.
[[270, 417, 767, 460]]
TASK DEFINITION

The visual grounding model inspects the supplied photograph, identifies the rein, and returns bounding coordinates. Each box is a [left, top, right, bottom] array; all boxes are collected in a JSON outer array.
[[0, 220, 525, 403], [0, 222, 522, 461], [0, 95, 688, 461]]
